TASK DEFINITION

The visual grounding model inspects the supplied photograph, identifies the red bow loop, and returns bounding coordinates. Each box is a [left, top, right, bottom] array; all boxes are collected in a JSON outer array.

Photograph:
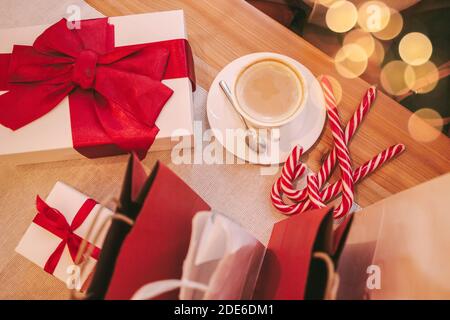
[[35, 196, 70, 233]]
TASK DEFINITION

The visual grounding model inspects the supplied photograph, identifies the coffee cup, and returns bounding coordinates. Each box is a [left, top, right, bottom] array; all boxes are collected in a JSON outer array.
[[232, 57, 308, 129]]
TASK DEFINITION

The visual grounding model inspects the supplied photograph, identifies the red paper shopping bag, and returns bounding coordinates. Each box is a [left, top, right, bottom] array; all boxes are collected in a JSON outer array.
[[254, 207, 353, 300], [104, 158, 210, 300], [87, 154, 210, 299]]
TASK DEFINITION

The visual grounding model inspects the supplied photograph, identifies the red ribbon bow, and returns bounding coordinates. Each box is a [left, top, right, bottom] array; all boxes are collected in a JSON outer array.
[[0, 18, 195, 158], [33, 195, 100, 274]]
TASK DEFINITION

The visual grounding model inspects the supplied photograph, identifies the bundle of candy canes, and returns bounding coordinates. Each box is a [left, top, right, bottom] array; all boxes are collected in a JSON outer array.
[[271, 76, 405, 219]]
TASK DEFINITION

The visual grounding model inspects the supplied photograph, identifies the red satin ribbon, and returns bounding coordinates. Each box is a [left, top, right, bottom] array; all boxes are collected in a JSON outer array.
[[33, 196, 100, 275], [0, 18, 195, 158]]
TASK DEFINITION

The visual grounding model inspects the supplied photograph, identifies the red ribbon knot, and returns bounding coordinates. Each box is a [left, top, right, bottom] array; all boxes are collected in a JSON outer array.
[[73, 50, 98, 89]]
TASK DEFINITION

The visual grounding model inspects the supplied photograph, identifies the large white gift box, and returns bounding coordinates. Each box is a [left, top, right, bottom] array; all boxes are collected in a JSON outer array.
[[16, 181, 113, 289], [0, 10, 195, 164]]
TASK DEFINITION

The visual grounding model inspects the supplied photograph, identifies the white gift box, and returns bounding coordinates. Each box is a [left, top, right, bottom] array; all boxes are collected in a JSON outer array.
[[0, 10, 194, 164], [15, 181, 113, 288]]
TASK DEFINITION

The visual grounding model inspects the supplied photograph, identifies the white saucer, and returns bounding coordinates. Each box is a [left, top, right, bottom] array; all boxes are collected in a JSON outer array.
[[206, 52, 326, 164]]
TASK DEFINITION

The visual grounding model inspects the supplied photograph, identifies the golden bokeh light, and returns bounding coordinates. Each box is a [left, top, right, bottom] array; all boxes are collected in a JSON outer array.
[[334, 44, 368, 78], [369, 38, 385, 66], [326, 1, 358, 33], [399, 32, 433, 66], [357, 1, 391, 33], [407, 61, 440, 94], [343, 28, 375, 58], [315, 0, 339, 7], [380, 60, 415, 96], [373, 9, 403, 40], [408, 108, 444, 142]]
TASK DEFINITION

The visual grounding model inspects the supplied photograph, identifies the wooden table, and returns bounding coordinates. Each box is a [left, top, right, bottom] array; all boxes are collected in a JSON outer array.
[[0, 0, 448, 299]]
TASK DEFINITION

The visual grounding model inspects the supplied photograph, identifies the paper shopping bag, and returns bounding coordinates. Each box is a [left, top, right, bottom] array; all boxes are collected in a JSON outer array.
[[254, 206, 353, 300], [338, 173, 450, 299], [131, 211, 266, 300], [86, 153, 149, 299], [86, 154, 211, 300]]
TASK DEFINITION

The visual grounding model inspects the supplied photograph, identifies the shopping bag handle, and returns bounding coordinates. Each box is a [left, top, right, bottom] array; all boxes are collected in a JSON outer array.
[[131, 279, 209, 300], [70, 196, 134, 300], [312, 251, 339, 300]]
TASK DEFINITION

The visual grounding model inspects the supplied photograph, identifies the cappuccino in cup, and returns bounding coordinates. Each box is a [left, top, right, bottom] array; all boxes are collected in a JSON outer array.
[[234, 58, 306, 128]]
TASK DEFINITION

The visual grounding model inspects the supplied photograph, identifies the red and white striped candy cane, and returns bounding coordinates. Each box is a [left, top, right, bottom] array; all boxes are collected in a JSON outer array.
[[279, 145, 307, 194], [270, 77, 405, 219], [320, 143, 406, 203], [321, 77, 354, 218], [271, 145, 309, 215], [272, 76, 355, 217], [317, 85, 376, 188], [271, 143, 405, 214], [281, 86, 376, 201]]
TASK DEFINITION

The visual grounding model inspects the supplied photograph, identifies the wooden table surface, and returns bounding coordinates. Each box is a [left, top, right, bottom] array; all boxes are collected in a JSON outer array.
[[86, 0, 450, 203], [0, 0, 449, 299]]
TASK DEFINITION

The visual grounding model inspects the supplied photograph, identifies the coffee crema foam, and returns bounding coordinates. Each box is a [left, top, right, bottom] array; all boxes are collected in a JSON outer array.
[[235, 60, 303, 124]]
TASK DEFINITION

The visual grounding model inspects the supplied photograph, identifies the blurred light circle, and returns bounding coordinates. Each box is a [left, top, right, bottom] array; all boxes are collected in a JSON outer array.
[[357, 1, 391, 33], [373, 9, 403, 40], [326, 1, 358, 33], [316, 0, 339, 7], [334, 44, 368, 78], [380, 60, 415, 96], [343, 28, 375, 57], [399, 32, 433, 66], [408, 108, 443, 142], [407, 61, 440, 94], [369, 38, 385, 66]]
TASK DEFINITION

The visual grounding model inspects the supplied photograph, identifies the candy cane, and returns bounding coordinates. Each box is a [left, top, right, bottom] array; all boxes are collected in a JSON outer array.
[[271, 143, 405, 215], [321, 77, 354, 218], [317, 86, 376, 187], [270, 77, 405, 219], [320, 143, 405, 203], [282, 86, 376, 201]]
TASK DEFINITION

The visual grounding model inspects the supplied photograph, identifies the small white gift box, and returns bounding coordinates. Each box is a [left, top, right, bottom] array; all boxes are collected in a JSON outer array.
[[15, 182, 112, 289], [0, 10, 195, 164]]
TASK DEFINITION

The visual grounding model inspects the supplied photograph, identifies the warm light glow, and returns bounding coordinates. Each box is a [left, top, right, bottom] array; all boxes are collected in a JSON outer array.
[[316, 0, 339, 7], [380, 60, 415, 96], [399, 32, 433, 66], [408, 108, 443, 142], [369, 38, 385, 66], [334, 44, 368, 78], [326, 1, 358, 33], [357, 1, 391, 33], [343, 28, 375, 58], [407, 61, 440, 94], [373, 9, 403, 40]]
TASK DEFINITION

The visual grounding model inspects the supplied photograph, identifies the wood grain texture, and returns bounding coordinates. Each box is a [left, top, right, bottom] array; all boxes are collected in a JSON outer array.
[[86, 0, 450, 202]]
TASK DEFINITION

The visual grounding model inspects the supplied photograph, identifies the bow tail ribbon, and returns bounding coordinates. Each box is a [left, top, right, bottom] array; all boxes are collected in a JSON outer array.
[[33, 196, 100, 275]]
